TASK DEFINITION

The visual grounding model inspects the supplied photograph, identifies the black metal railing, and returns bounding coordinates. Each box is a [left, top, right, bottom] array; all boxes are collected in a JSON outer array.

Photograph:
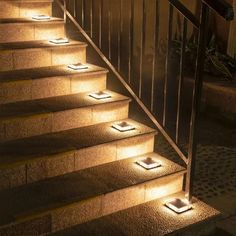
[[55, 0, 234, 202]]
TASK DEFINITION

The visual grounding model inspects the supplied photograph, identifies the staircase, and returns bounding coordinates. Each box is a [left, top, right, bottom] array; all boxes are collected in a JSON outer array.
[[0, 1, 220, 235]]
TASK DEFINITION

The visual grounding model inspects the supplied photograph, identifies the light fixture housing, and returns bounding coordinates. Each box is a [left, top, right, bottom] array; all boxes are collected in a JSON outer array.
[[49, 38, 69, 44], [89, 91, 111, 100], [112, 121, 135, 132], [136, 157, 161, 170], [32, 15, 51, 20], [165, 198, 192, 214], [68, 63, 89, 70]]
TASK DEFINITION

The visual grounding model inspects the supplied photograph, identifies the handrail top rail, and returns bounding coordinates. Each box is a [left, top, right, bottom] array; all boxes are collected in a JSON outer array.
[[203, 0, 234, 21], [169, 0, 234, 25], [168, 0, 200, 28]]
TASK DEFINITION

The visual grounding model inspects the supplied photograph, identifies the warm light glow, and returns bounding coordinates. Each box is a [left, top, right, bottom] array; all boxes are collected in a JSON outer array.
[[32, 15, 51, 20], [49, 38, 69, 44], [112, 121, 135, 132], [136, 157, 161, 170], [165, 198, 192, 214], [89, 91, 111, 100], [68, 63, 89, 70]]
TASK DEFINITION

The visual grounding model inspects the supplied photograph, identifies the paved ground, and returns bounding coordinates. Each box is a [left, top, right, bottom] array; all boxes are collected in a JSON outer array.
[[155, 113, 236, 236]]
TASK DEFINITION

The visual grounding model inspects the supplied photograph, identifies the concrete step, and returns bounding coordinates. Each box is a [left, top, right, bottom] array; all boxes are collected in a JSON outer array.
[[0, 153, 185, 235], [0, 90, 131, 141], [0, 0, 52, 19], [0, 39, 87, 71], [0, 119, 157, 190], [51, 191, 220, 236], [0, 17, 65, 43], [0, 64, 107, 104]]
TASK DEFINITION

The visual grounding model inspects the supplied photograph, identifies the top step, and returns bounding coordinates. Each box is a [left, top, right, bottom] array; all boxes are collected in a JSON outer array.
[[0, 0, 52, 19]]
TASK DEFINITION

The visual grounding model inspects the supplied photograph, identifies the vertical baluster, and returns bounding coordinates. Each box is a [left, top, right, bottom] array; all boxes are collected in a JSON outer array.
[[128, 0, 134, 84], [108, 1, 111, 60], [81, 0, 85, 28], [151, 0, 159, 112], [63, 0, 66, 23], [163, 3, 173, 127], [185, 3, 209, 202], [118, 0, 122, 71], [176, 18, 187, 144], [99, 0, 103, 48], [139, 0, 145, 98], [73, 0, 76, 18], [90, 0, 93, 38]]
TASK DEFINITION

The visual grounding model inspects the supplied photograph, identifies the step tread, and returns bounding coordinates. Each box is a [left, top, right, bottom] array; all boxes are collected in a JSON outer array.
[[0, 119, 156, 168], [51, 192, 220, 236], [0, 17, 63, 24], [0, 0, 52, 2], [0, 64, 108, 83], [0, 153, 185, 227], [0, 39, 87, 51], [0, 90, 130, 121]]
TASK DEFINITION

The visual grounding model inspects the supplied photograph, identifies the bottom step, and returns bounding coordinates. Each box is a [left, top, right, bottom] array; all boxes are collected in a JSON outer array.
[[51, 192, 220, 236]]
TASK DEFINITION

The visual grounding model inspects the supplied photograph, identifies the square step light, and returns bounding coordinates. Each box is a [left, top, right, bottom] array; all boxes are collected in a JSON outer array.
[[112, 121, 135, 132], [165, 198, 192, 214], [89, 91, 111, 100], [136, 157, 161, 170], [49, 38, 69, 44], [68, 63, 89, 70], [32, 15, 51, 20]]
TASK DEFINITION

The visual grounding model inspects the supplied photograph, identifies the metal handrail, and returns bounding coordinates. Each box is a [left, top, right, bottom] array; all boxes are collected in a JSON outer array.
[[55, 0, 188, 165], [56, 0, 234, 202]]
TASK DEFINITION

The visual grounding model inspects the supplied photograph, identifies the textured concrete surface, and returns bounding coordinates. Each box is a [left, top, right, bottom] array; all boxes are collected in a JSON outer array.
[[0, 90, 131, 140], [0, 1, 52, 18], [0, 40, 87, 71], [0, 64, 108, 103], [0, 154, 184, 233], [0, 18, 64, 43], [50, 192, 220, 236], [0, 120, 156, 189]]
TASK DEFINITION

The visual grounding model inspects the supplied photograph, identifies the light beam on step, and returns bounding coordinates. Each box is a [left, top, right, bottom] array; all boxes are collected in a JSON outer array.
[[165, 198, 192, 214], [49, 38, 69, 44], [68, 63, 89, 70], [32, 15, 51, 20], [89, 91, 111, 100], [112, 121, 135, 132], [136, 157, 161, 170]]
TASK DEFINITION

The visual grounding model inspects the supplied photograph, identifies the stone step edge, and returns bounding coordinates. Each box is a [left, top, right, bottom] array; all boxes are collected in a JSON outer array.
[[0, 64, 108, 83], [53, 191, 220, 236], [0, 127, 157, 170], [0, 169, 186, 231], [0, 40, 87, 52], [0, 17, 64, 25], [0, 92, 131, 122]]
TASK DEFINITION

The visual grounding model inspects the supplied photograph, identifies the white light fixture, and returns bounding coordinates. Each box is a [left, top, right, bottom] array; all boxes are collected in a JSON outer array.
[[89, 91, 111, 100], [49, 38, 69, 44], [136, 157, 161, 170], [165, 198, 192, 214], [32, 15, 51, 20], [68, 63, 89, 70], [112, 121, 135, 132]]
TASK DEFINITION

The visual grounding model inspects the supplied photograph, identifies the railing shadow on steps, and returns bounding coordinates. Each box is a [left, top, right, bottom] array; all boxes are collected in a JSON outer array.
[[54, 0, 234, 203]]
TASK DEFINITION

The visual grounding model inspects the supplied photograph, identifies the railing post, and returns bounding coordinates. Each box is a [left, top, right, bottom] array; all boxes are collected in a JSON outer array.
[[185, 2, 209, 202], [63, 0, 66, 23]]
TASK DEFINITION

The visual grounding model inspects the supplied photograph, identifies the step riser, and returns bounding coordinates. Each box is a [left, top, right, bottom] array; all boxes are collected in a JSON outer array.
[[0, 2, 52, 18], [0, 101, 130, 142], [0, 73, 107, 104], [0, 22, 65, 43], [0, 46, 86, 72], [0, 173, 184, 235], [0, 134, 155, 191]]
